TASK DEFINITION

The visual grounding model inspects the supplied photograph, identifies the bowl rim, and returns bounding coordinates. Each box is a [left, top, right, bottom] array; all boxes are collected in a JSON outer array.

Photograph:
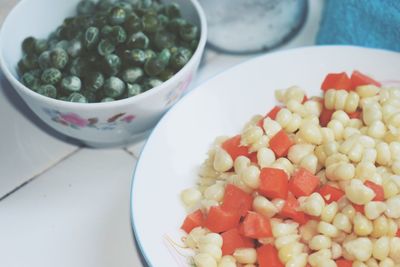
[[0, 0, 208, 109]]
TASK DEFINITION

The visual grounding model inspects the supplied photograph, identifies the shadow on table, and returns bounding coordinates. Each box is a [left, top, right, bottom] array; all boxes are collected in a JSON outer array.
[[0, 74, 82, 147]]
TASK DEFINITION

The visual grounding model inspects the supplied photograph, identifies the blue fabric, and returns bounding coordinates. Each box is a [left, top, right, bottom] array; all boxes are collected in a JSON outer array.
[[316, 0, 400, 52]]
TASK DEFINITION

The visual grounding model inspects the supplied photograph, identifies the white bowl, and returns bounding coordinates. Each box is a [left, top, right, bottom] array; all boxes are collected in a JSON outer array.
[[130, 46, 400, 266], [0, 0, 207, 147]]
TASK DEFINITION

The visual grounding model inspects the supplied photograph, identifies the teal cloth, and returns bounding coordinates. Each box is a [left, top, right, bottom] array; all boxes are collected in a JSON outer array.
[[316, 0, 400, 51]]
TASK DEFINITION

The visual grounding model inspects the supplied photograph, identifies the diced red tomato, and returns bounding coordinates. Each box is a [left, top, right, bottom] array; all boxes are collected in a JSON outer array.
[[321, 72, 352, 91], [221, 228, 254, 255], [204, 206, 241, 233], [221, 184, 253, 217], [336, 258, 353, 267], [257, 106, 282, 128], [302, 95, 308, 104], [319, 107, 334, 127], [318, 184, 344, 203], [364, 181, 384, 201], [259, 168, 289, 199], [289, 168, 320, 197], [181, 209, 204, 233], [351, 70, 381, 89], [347, 110, 362, 119], [269, 130, 294, 157], [280, 193, 308, 224], [396, 228, 400, 237], [353, 204, 364, 214], [239, 212, 272, 239], [257, 244, 284, 267], [221, 135, 250, 161]]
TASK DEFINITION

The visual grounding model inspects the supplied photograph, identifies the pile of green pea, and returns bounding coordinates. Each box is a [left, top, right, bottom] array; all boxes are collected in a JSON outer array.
[[18, 0, 199, 103]]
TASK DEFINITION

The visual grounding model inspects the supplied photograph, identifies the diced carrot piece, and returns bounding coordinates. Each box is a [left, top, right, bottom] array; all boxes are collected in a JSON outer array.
[[364, 181, 384, 201], [204, 206, 241, 233], [336, 258, 353, 267], [239, 212, 272, 239], [318, 184, 344, 203], [257, 106, 282, 128], [269, 130, 293, 157], [353, 204, 364, 214], [221, 135, 250, 161], [221, 228, 254, 255], [319, 107, 334, 127], [181, 209, 204, 233], [221, 184, 253, 217], [248, 152, 258, 164], [280, 193, 308, 224], [347, 110, 362, 119], [259, 168, 289, 199], [257, 244, 284, 267], [289, 168, 320, 197], [302, 95, 308, 104], [351, 70, 381, 89], [396, 228, 400, 237], [266, 106, 282, 120], [321, 72, 352, 91]]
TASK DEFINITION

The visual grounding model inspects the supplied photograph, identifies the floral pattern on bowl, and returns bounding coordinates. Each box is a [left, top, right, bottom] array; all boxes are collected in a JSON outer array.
[[43, 108, 136, 131]]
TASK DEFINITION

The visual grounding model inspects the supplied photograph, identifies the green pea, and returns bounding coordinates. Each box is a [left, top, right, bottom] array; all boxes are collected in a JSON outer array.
[[54, 40, 68, 50], [20, 54, 39, 71], [96, 0, 113, 12], [38, 84, 57, 98], [69, 57, 88, 77], [38, 51, 51, 69], [97, 39, 115, 56], [157, 14, 169, 28], [170, 47, 192, 70], [41, 68, 62, 84], [104, 76, 126, 98], [126, 49, 146, 65], [126, 83, 142, 97], [154, 31, 176, 50], [81, 90, 97, 103], [35, 39, 48, 54], [21, 72, 39, 90], [115, 1, 133, 13], [141, 0, 152, 8], [167, 18, 186, 33], [94, 14, 108, 28], [77, 0, 96, 15], [158, 68, 174, 81], [126, 32, 149, 49], [163, 3, 181, 18], [22, 36, 36, 55], [144, 57, 165, 76], [61, 76, 82, 92], [86, 72, 104, 91], [68, 92, 88, 103], [101, 97, 115, 102], [144, 49, 156, 60], [67, 39, 82, 57], [103, 53, 121, 75], [109, 26, 127, 44], [179, 23, 198, 42], [50, 48, 69, 69], [100, 25, 113, 38], [142, 77, 162, 90], [158, 48, 171, 66], [124, 13, 142, 33], [84, 27, 100, 49], [142, 14, 159, 33], [122, 67, 143, 83], [109, 7, 127, 25]]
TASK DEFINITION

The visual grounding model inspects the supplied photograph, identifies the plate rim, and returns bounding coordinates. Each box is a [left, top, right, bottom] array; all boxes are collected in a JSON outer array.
[[130, 45, 400, 267]]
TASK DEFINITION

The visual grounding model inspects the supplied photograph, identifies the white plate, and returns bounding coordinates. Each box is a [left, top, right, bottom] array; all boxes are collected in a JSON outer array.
[[131, 46, 400, 267]]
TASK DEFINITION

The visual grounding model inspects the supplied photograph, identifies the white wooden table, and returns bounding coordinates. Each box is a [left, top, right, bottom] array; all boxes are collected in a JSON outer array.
[[0, 1, 323, 266]]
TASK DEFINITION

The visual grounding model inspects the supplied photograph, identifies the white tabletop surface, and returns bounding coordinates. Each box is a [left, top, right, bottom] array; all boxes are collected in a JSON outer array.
[[0, 1, 323, 266]]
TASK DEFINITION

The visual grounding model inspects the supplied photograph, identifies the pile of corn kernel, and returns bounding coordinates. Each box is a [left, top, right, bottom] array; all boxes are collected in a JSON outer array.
[[181, 74, 400, 267]]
